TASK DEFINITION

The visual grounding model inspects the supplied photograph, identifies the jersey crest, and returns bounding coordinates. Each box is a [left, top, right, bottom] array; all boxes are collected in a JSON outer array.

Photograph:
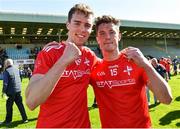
[[123, 66, 133, 76]]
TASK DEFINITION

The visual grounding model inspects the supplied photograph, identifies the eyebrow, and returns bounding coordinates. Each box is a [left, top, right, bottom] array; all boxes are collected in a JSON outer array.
[[98, 30, 105, 34], [73, 20, 81, 23]]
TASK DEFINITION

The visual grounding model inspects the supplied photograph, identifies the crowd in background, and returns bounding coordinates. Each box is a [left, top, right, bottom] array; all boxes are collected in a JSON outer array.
[[29, 46, 42, 59], [0, 47, 8, 71], [0, 45, 180, 78]]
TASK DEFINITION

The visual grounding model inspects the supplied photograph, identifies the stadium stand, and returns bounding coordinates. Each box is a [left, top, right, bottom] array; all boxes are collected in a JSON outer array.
[[0, 47, 8, 72], [0, 12, 180, 79], [5, 48, 30, 60], [137, 46, 169, 58]]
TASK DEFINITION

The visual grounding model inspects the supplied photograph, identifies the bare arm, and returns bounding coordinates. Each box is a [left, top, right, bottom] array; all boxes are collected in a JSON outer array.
[[25, 42, 81, 110], [143, 64, 172, 104], [122, 47, 172, 104]]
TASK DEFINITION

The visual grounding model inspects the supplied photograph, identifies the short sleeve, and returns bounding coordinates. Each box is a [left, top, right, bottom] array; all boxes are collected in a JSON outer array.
[[33, 51, 52, 75]]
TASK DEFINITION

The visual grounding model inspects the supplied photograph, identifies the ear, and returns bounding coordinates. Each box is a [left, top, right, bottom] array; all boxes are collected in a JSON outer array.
[[96, 35, 100, 45], [96, 35, 102, 50], [66, 22, 70, 30]]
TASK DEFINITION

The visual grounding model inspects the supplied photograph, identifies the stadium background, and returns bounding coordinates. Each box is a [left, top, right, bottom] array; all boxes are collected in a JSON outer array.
[[0, 11, 180, 77], [0, 12, 180, 128]]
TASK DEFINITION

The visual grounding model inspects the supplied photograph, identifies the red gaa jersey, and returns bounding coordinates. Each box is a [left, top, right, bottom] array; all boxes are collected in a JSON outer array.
[[33, 42, 97, 128], [90, 54, 151, 128]]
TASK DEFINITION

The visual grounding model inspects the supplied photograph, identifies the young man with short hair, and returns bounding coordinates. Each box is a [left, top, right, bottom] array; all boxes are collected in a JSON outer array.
[[90, 15, 172, 128], [26, 4, 97, 128]]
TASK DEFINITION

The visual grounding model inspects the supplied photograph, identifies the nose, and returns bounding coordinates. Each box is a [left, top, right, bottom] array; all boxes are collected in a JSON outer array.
[[79, 25, 87, 33], [105, 33, 111, 39]]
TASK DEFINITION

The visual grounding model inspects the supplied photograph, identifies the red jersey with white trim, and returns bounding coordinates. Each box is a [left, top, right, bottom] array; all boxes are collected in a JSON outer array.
[[90, 54, 151, 128], [33, 42, 97, 128]]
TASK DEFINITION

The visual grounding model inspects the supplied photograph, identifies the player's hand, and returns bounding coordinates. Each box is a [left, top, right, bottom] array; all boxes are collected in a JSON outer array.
[[121, 47, 150, 68], [61, 41, 82, 65]]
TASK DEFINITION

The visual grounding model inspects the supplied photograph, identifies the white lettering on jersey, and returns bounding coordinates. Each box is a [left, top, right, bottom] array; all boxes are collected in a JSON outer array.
[[110, 68, 118, 76], [123, 66, 133, 76], [96, 79, 136, 88], [108, 65, 119, 69], [97, 71, 106, 76], [84, 58, 90, 66], [43, 44, 63, 52], [62, 69, 90, 79], [75, 58, 81, 65], [108, 65, 119, 76]]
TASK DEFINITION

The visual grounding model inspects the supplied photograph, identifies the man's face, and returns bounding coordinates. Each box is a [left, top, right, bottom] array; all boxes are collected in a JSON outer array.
[[66, 12, 93, 46], [151, 59, 158, 67], [96, 23, 121, 52]]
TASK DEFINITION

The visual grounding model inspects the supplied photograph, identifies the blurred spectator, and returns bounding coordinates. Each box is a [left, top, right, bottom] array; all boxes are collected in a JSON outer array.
[[166, 57, 172, 79], [30, 46, 42, 59], [159, 57, 166, 68], [1, 59, 28, 125], [0, 47, 8, 72], [152, 58, 168, 81], [150, 58, 168, 104], [27, 67, 32, 80], [172, 56, 178, 75], [19, 68, 25, 82]]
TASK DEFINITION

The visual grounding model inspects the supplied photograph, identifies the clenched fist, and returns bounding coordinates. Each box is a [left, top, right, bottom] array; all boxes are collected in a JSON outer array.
[[121, 47, 150, 68], [61, 41, 82, 65]]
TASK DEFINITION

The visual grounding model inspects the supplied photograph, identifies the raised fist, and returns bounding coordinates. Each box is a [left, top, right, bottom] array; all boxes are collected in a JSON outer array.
[[121, 47, 150, 68], [61, 42, 82, 65]]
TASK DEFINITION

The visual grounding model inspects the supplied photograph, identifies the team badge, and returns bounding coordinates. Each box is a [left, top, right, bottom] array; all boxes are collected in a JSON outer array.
[[84, 58, 90, 66], [123, 66, 133, 76]]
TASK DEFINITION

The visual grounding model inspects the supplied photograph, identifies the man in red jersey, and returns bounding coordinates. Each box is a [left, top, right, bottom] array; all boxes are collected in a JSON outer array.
[[25, 4, 97, 128], [90, 15, 172, 128]]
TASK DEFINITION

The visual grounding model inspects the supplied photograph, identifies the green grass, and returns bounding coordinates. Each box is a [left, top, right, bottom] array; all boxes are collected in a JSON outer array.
[[0, 75, 180, 128], [0, 79, 39, 128]]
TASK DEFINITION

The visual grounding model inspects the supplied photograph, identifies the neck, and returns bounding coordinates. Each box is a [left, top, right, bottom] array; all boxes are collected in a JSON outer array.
[[103, 50, 121, 61]]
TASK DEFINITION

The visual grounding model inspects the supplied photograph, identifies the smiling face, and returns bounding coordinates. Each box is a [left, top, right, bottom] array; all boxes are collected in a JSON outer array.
[[96, 22, 121, 53], [66, 11, 94, 47]]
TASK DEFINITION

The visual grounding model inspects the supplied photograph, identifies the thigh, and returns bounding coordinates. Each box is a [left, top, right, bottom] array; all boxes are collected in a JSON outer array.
[[14, 92, 23, 104], [7, 95, 15, 106]]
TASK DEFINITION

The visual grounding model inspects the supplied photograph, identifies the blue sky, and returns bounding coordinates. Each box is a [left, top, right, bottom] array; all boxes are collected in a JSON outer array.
[[0, 0, 180, 24]]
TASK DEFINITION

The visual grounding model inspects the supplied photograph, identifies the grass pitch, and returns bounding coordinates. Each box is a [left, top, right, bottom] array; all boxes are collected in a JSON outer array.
[[0, 75, 179, 128]]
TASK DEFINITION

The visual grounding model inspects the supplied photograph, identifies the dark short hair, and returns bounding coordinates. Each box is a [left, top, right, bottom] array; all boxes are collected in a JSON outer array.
[[95, 15, 120, 32], [68, 3, 94, 22]]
